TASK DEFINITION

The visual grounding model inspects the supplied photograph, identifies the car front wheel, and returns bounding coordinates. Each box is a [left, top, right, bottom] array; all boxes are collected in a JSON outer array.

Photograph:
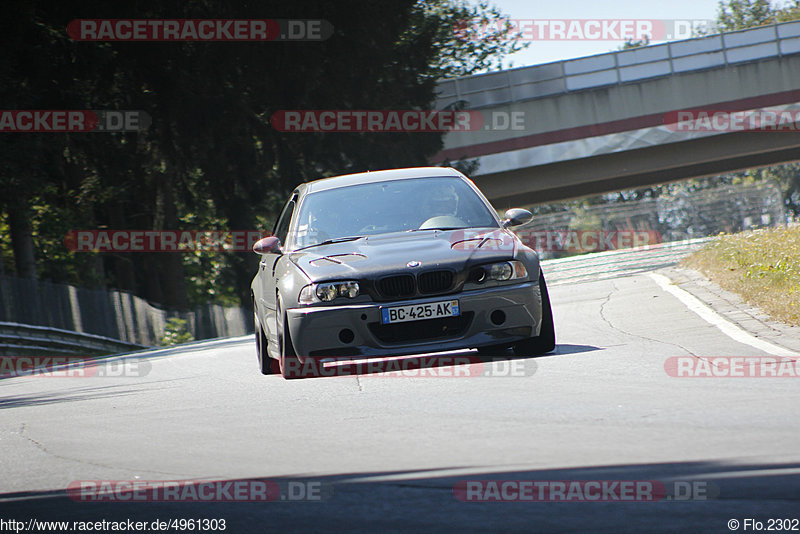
[[513, 273, 556, 356], [254, 310, 276, 375]]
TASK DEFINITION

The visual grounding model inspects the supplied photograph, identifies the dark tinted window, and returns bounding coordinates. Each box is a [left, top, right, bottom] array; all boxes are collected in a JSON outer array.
[[273, 197, 295, 247], [292, 176, 498, 249]]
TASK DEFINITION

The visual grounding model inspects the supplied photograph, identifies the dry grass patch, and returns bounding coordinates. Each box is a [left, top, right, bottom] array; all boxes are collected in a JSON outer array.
[[681, 226, 800, 326]]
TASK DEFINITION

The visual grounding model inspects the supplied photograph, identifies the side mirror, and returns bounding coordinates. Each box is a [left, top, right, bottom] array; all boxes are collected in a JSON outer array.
[[502, 208, 533, 228], [253, 236, 281, 254]]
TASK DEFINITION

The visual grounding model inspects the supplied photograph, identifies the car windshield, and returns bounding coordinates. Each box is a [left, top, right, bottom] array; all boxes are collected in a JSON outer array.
[[291, 176, 499, 249]]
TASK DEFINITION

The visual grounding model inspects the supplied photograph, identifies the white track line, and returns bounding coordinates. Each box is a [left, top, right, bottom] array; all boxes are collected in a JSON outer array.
[[648, 273, 798, 357]]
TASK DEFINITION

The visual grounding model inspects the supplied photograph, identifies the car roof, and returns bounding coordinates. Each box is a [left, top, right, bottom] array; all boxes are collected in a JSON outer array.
[[300, 167, 465, 195]]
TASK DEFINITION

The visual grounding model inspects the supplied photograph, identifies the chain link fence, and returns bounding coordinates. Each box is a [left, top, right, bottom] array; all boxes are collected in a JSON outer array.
[[521, 182, 788, 258]]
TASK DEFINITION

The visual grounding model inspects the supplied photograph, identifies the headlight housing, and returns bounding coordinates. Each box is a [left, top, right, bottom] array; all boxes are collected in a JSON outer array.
[[299, 281, 360, 304], [471, 260, 528, 283]]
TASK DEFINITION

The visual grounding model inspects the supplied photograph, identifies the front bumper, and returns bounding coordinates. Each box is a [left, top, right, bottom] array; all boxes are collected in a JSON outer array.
[[286, 281, 542, 361]]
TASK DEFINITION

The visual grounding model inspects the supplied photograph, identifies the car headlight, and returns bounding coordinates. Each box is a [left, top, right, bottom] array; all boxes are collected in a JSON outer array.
[[316, 283, 339, 301], [488, 262, 513, 281], [299, 281, 360, 304], [472, 260, 528, 283], [337, 281, 360, 298]]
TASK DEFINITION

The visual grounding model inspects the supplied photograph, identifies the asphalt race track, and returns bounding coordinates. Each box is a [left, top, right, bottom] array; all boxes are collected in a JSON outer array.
[[2, 247, 799, 533]]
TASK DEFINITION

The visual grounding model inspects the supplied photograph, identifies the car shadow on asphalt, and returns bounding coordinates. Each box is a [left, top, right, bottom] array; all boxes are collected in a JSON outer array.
[[0, 384, 153, 409], [552, 343, 603, 356], [0, 336, 253, 382], [291, 344, 602, 379], [3, 460, 798, 533]]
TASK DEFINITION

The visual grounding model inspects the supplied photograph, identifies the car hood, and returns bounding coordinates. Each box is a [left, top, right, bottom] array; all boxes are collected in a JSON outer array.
[[289, 228, 518, 281]]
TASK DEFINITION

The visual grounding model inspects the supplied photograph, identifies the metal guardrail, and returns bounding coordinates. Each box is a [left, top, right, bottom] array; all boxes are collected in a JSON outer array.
[[436, 20, 800, 109], [0, 275, 252, 346], [0, 321, 148, 357], [542, 237, 714, 285]]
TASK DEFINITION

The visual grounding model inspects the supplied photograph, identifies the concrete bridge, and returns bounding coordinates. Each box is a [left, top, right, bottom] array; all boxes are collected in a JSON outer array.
[[433, 20, 800, 207]]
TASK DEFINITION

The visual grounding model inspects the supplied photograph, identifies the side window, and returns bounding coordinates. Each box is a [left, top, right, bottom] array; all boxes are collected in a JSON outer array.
[[273, 196, 296, 248]]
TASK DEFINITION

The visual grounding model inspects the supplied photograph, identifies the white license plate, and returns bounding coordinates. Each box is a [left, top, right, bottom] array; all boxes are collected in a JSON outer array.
[[380, 300, 460, 324]]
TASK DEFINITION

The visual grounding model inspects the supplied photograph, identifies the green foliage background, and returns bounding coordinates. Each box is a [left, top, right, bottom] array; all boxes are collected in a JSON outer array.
[[0, 0, 523, 309]]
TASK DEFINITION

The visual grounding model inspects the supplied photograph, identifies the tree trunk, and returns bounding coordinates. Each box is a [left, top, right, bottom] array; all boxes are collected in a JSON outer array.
[[224, 197, 259, 308], [7, 203, 37, 279], [107, 203, 137, 292], [155, 172, 189, 310]]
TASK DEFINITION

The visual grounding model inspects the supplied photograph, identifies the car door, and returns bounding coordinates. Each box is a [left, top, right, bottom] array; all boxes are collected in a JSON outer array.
[[258, 193, 297, 350]]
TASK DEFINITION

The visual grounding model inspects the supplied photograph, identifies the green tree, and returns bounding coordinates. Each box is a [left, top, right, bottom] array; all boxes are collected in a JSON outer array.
[[160, 317, 194, 346], [0, 0, 524, 310], [620, 36, 650, 50], [717, 0, 800, 31]]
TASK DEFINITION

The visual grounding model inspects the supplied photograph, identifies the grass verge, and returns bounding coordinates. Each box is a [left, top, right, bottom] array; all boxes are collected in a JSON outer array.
[[681, 225, 800, 326]]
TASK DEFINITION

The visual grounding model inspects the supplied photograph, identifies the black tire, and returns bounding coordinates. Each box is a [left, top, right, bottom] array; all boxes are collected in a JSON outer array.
[[279, 317, 316, 379], [513, 273, 556, 356], [254, 310, 276, 375]]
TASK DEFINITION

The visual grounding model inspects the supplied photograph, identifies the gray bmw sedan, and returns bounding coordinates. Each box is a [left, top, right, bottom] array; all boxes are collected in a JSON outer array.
[[251, 167, 555, 378]]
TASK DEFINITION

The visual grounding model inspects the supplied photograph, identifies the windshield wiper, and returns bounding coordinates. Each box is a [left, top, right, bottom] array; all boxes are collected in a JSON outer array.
[[293, 235, 365, 251]]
